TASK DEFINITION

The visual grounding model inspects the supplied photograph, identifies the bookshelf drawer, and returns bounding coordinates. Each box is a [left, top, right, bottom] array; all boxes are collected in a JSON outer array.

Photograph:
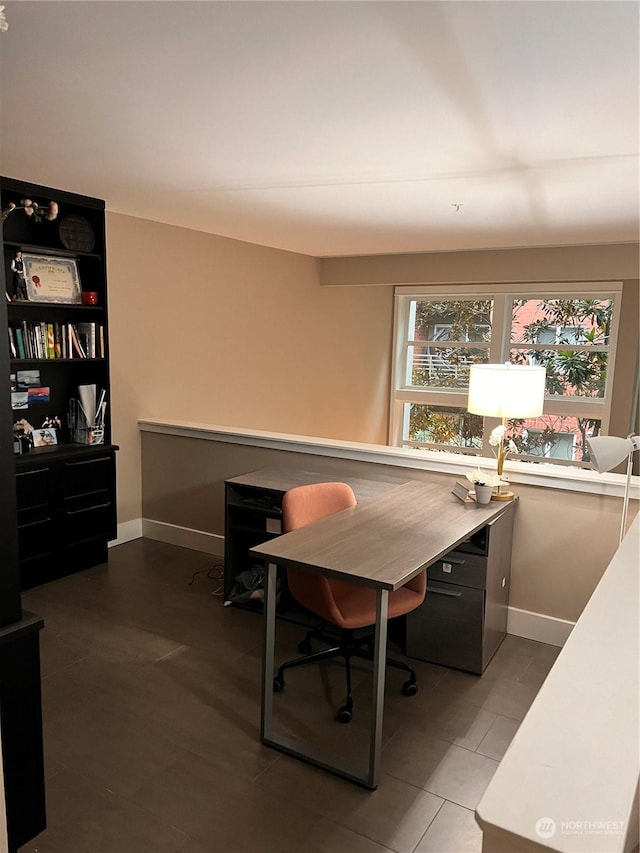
[[62, 497, 114, 544], [16, 466, 51, 511], [18, 517, 54, 561], [63, 454, 113, 498]]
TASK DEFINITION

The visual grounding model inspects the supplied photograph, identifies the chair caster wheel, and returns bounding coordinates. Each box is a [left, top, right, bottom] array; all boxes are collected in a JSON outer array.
[[298, 639, 312, 654], [336, 705, 353, 723], [273, 676, 285, 693], [402, 680, 418, 697]]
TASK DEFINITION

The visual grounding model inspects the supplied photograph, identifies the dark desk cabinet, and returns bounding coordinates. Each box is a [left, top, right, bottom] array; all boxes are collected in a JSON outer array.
[[15, 444, 117, 589], [225, 471, 516, 675], [224, 476, 284, 601], [224, 470, 399, 603], [405, 501, 516, 674]]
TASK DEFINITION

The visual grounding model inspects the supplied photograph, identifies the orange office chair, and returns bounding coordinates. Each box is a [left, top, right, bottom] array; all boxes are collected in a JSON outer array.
[[273, 482, 426, 722]]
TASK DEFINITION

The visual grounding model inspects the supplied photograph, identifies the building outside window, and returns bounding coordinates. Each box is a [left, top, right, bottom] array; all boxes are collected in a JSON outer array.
[[390, 283, 622, 467]]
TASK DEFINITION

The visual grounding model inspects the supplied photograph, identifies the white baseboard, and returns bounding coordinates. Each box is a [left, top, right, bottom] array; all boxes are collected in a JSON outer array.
[[137, 518, 575, 647], [507, 605, 575, 647], [141, 518, 224, 557], [108, 518, 143, 547]]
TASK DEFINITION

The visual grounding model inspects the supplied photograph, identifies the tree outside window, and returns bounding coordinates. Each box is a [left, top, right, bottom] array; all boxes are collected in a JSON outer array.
[[392, 287, 620, 466]]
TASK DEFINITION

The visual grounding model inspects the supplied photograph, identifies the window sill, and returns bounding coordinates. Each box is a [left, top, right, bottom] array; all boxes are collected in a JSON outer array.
[[138, 418, 639, 500]]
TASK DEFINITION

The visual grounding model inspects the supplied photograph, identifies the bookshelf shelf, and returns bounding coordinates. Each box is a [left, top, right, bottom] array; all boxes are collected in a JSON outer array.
[[10, 358, 107, 365], [2, 175, 118, 591]]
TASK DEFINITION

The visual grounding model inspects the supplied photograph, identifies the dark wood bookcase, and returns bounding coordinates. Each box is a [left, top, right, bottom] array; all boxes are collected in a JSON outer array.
[[2, 176, 118, 590]]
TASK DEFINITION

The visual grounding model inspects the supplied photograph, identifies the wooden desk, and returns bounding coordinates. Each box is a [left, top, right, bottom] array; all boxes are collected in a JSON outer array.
[[250, 479, 515, 789]]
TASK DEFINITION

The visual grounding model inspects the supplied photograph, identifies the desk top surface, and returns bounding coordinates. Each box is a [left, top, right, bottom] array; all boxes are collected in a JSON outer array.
[[250, 480, 515, 591], [226, 468, 404, 503]]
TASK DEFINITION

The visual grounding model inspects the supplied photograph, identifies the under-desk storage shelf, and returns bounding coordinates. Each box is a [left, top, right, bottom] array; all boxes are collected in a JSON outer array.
[[224, 480, 285, 602], [224, 469, 406, 619]]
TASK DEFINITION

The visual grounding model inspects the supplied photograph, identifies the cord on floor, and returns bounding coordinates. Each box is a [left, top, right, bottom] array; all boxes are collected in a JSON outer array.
[[188, 562, 225, 596]]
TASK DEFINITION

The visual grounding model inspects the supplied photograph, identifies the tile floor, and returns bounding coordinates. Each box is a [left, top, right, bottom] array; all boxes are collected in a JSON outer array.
[[19, 539, 560, 853]]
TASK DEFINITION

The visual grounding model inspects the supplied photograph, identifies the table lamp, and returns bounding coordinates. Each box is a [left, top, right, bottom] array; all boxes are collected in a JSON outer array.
[[467, 363, 547, 498], [585, 433, 640, 545]]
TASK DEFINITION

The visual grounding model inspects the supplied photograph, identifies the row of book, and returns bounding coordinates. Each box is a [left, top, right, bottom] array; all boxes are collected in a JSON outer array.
[[8, 321, 105, 360]]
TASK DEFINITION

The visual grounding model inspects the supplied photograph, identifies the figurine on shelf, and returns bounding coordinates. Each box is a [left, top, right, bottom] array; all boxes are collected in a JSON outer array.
[[42, 415, 61, 432], [13, 417, 34, 453], [10, 250, 28, 300], [2, 197, 59, 224]]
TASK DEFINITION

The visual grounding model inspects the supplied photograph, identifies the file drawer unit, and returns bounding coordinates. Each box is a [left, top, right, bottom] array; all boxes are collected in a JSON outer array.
[[405, 501, 516, 674], [15, 445, 117, 589]]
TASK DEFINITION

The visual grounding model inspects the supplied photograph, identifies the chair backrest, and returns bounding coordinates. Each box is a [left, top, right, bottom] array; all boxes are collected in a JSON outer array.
[[282, 482, 357, 534], [282, 482, 357, 620]]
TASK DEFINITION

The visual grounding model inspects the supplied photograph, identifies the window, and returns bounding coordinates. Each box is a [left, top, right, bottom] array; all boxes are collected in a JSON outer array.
[[390, 284, 622, 466]]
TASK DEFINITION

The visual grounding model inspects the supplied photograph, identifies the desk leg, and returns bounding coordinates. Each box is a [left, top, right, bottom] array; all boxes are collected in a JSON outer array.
[[261, 562, 278, 742], [368, 588, 389, 790]]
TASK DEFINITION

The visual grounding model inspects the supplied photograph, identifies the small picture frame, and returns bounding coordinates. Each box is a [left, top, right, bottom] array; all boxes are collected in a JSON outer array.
[[33, 427, 58, 447], [451, 481, 474, 503], [22, 254, 82, 304]]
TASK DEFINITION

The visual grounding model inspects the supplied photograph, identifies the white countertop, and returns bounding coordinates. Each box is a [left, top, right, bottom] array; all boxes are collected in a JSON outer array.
[[476, 514, 640, 853]]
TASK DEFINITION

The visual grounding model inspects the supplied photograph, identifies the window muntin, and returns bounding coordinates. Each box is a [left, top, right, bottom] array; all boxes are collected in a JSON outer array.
[[391, 286, 621, 467]]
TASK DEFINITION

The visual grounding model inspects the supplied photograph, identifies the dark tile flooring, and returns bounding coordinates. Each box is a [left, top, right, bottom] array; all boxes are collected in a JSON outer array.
[[19, 539, 560, 853]]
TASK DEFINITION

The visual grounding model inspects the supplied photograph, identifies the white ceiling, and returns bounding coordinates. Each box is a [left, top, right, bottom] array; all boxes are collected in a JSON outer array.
[[1, 0, 638, 258]]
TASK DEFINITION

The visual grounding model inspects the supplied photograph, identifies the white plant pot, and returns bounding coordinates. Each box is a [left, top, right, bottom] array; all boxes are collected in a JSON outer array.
[[474, 484, 493, 505]]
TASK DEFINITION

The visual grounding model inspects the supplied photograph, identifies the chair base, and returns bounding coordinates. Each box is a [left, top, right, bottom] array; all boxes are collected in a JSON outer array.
[[273, 626, 418, 722]]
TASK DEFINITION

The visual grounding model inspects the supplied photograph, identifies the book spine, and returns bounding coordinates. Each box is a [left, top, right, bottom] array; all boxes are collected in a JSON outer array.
[[21, 322, 31, 359], [70, 325, 86, 358], [8, 327, 17, 358], [53, 323, 62, 358], [47, 323, 55, 359], [15, 327, 25, 359]]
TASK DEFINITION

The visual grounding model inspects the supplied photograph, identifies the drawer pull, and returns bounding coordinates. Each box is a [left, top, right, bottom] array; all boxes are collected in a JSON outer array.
[[16, 468, 48, 478], [441, 556, 465, 566], [18, 517, 52, 529], [65, 456, 110, 467], [427, 586, 462, 598], [66, 501, 111, 516]]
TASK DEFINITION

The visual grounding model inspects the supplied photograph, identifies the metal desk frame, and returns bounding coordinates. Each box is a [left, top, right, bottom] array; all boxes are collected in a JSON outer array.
[[251, 479, 513, 790]]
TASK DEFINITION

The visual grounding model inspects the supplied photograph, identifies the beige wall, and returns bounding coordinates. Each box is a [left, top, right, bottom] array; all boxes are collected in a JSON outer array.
[[318, 242, 640, 286], [106, 213, 393, 523], [140, 432, 636, 622], [106, 214, 638, 622]]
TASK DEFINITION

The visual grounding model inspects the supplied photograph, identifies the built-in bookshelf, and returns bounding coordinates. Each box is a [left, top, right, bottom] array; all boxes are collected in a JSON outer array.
[[1, 175, 118, 589]]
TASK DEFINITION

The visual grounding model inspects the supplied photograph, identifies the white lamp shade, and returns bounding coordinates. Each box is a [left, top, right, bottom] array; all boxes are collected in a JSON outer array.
[[467, 363, 546, 419], [585, 435, 637, 473]]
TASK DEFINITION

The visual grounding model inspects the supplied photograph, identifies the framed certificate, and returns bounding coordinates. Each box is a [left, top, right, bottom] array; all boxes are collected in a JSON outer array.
[[23, 254, 82, 304]]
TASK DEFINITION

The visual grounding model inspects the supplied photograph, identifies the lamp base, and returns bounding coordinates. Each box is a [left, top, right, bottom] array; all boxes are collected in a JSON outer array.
[[491, 491, 515, 501]]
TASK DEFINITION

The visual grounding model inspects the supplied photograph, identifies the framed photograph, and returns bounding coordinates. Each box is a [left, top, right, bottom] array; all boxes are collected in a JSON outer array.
[[451, 481, 474, 503], [22, 254, 82, 304], [28, 386, 50, 404], [33, 427, 58, 447], [11, 391, 28, 410]]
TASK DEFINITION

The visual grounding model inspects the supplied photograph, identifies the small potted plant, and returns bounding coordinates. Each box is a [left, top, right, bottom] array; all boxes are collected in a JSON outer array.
[[465, 468, 501, 504]]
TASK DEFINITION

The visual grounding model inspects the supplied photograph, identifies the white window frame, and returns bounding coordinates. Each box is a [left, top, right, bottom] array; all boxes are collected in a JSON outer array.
[[389, 282, 623, 468]]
